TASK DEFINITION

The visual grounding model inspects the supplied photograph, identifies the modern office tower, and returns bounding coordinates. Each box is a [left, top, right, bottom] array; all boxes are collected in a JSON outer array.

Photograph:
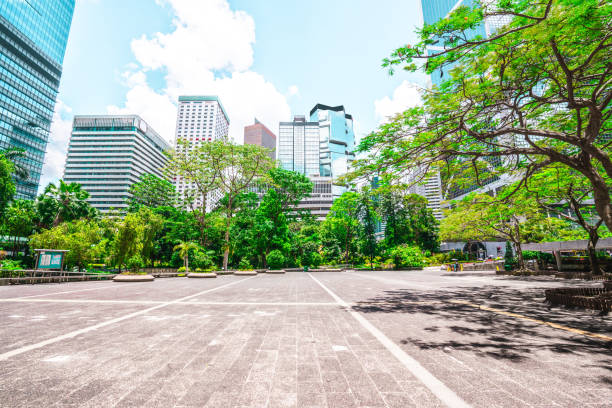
[[63, 115, 170, 214], [278, 115, 320, 177], [309, 104, 355, 199], [294, 176, 334, 221], [0, 1, 76, 199], [244, 118, 276, 160], [173, 95, 230, 211]]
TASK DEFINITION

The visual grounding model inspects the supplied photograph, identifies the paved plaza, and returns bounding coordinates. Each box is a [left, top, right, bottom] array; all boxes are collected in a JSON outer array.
[[0, 269, 610, 407]]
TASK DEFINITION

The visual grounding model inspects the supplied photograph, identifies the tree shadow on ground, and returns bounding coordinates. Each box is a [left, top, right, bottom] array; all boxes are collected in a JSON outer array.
[[351, 284, 611, 368]]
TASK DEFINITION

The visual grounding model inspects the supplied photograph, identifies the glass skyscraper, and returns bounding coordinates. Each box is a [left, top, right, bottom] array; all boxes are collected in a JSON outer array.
[[0, 0, 76, 199]]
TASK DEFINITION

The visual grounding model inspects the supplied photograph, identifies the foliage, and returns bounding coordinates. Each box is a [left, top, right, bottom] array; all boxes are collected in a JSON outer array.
[[127, 173, 176, 211], [357, 188, 379, 269], [0, 259, 22, 270], [504, 241, 515, 270], [389, 245, 424, 269], [0, 155, 16, 220], [37, 180, 97, 229], [266, 250, 285, 269], [29, 220, 105, 269], [173, 241, 199, 272], [350, 0, 612, 232], [522, 250, 554, 263], [126, 255, 144, 272], [3, 199, 36, 254], [322, 191, 360, 262], [379, 188, 439, 252], [267, 167, 313, 212], [238, 258, 253, 270]]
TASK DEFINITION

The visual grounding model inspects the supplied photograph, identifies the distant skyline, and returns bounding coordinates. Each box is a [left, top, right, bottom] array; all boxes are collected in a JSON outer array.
[[41, 0, 428, 190]]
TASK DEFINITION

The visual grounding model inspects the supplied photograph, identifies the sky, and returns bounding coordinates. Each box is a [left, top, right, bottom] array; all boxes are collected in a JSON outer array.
[[41, 0, 429, 190]]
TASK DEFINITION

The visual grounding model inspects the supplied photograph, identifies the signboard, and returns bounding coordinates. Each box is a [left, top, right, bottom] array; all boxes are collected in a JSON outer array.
[[36, 251, 65, 270]]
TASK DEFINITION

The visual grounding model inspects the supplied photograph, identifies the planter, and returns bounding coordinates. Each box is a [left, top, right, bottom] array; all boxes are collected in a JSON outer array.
[[187, 272, 217, 278], [113, 274, 155, 282], [215, 270, 234, 275], [266, 269, 285, 274], [309, 268, 342, 272], [234, 270, 258, 276]]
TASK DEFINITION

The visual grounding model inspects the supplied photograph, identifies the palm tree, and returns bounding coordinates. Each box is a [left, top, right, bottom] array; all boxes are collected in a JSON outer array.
[[0, 148, 28, 180], [42, 180, 92, 227], [173, 241, 199, 273]]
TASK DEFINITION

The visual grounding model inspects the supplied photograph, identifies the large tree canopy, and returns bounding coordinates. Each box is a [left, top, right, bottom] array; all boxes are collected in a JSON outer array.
[[351, 0, 612, 230]]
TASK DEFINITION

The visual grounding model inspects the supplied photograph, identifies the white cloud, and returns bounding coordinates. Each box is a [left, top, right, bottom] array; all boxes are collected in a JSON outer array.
[[288, 85, 299, 96], [374, 80, 423, 124], [39, 100, 73, 193], [108, 0, 290, 144]]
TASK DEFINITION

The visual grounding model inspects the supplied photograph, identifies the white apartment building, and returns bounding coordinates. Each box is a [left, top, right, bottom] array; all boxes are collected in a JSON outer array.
[[63, 115, 170, 214], [173, 95, 230, 212]]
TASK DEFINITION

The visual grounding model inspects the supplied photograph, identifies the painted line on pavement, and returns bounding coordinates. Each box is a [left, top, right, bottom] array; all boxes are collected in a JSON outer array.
[[308, 273, 472, 408], [351, 272, 438, 290], [0, 277, 256, 361], [0, 298, 339, 306], [450, 300, 612, 342], [11, 283, 119, 299]]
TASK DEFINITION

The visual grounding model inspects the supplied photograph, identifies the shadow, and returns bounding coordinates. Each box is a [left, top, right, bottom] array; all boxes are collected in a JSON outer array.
[[352, 284, 612, 371]]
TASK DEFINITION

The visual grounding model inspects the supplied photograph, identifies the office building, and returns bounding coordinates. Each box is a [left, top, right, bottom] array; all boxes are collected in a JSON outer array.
[[278, 115, 320, 177], [173, 95, 230, 211], [244, 118, 276, 160], [309, 104, 355, 199], [63, 115, 170, 213], [0, 1, 76, 199]]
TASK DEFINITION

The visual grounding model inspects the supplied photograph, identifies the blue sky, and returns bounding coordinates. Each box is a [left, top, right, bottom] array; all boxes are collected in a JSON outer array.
[[42, 0, 428, 189]]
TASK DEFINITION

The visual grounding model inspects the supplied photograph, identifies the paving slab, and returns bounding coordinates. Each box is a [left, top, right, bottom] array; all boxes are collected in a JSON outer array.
[[0, 270, 609, 407]]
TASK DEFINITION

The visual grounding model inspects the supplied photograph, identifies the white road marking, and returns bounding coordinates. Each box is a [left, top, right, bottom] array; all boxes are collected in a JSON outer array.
[[11, 282, 119, 299], [308, 273, 472, 408], [0, 277, 256, 362], [0, 298, 339, 306]]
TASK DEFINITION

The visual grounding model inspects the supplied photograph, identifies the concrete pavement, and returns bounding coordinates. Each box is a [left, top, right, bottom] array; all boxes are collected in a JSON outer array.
[[0, 269, 609, 407]]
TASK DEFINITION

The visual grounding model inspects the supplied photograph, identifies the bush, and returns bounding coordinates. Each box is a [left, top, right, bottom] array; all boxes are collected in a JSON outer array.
[[238, 258, 252, 270], [126, 255, 144, 272], [504, 241, 516, 270], [266, 250, 285, 269], [522, 250, 554, 263], [0, 259, 22, 270], [178, 266, 186, 273], [192, 249, 215, 269], [390, 245, 424, 269]]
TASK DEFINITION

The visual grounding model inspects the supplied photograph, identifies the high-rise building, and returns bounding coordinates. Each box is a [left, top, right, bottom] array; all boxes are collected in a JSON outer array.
[[173, 95, 230, 211], [278, 115, 320, 177], [244, 118, 276, 160], [63, 115, 170, 214], [309, 104, 355, 198], [0, 1, 76, 199]]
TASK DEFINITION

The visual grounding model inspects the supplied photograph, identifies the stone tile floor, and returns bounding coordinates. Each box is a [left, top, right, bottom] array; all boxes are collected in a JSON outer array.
[[0, 269, 609, 407]]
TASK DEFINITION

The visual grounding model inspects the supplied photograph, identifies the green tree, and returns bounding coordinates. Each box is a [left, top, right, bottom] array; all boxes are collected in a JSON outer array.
[[520, 166, 612, 274], [3, 199, 36, 255], [173, 241, 199, 272], [29, 220, 104, 269], [267, 167, 313, 212], [351, 0, 612, 231], [357, 188, 379, 269], [37, 180, 97, 228], [379, 188, 439, 252], [322, 191, 360, 262], [208, 141, 274, 270], [254, 189, 290, 267], [440, 190, 540, 270], [127, 173, 176, 212], [0, 155, 16, 221]]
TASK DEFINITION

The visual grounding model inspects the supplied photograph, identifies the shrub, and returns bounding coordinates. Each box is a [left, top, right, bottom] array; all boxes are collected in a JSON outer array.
[[238, 258, 252, 270], [390, 245, 424, 269], [0, 259, 22, 270], [126, 255, 144, 272], [266, 250, 285, 269], [178, 266, 186, 273], [192, 249, 215, 270], [504, 242, 516, 270]]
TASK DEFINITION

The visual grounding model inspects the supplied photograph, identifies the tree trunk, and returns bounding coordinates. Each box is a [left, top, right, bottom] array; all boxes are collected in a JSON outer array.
[[222, 199, 233, 270], [586, 231, 601, 275], [344, 227, 351, 262], [513, 221, 525, 270], [185, 254, 189, 273]]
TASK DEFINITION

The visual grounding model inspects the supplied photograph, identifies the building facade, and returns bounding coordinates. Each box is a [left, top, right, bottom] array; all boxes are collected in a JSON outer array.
[[244, 118, 276, 160], [278, 115, 320, 177], [0, 0, 76, 199], [63, 115, 170, 214], [173, 95, 230, 211], [309, 104, 355, 199]]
